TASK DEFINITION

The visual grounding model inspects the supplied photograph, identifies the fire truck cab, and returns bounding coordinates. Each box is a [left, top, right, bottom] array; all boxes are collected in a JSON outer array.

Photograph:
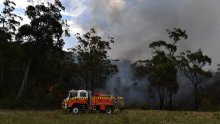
[[67, 90, 89, 100], [62, 89, 124, 114]]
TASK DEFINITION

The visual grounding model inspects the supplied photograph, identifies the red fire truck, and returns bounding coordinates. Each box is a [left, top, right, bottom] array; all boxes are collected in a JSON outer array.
[[62, 90, 124, 114]]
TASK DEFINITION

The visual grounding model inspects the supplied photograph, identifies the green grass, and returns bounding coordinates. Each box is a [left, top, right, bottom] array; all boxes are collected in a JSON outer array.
[[0, 109, 220, 124]]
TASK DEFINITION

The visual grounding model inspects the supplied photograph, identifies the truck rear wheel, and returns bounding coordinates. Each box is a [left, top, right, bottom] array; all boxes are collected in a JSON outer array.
[[105, 107, 113, 115], [72, 106, 80, 114]]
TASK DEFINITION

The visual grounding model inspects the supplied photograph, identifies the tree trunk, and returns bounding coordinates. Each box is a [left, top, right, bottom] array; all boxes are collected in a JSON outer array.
[[160, 97, 164, 110], [194, 84, 198, 111], [16, 60, 31, 100], [169, 92, 173, 110], [159, 87, 165, 110], [91, 79, 94, 95], [85, 78, 88, 91], [85, 71, 89, 91], [2, 7, 5, 41], [0, 7, 5, 99], [0, 61, 3, 99]]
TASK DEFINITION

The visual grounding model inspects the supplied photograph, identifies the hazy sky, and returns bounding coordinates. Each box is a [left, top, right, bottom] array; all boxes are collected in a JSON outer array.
[[1, 0, 220, 70]]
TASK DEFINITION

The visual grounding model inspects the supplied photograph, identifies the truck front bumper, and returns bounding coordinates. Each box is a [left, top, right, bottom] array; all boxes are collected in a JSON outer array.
[[61, 102, 68, 109]]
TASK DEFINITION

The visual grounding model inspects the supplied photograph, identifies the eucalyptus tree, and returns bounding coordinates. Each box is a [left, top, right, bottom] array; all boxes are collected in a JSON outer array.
[[16, 0, 69, 99], [0, 0, 22, 99], [0, 0, 22, 41], [177, 49, 212, 110], [148, 51, 177, 110], [135, 28, 187, 110], [72, 28, 118, 93]]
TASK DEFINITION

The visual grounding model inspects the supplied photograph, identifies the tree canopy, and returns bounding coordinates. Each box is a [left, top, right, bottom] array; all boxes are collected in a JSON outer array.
[[177, 49, 212, 110], [70, 29, 118, 93]]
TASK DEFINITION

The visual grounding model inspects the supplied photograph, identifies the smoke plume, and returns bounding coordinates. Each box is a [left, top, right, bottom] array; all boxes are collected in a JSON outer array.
[[84, 0, 220, 108], [77, 0, 220, 70], [63, 0, 220, 108], [105, 60, 195, 108], [105, 60, 153, 107]]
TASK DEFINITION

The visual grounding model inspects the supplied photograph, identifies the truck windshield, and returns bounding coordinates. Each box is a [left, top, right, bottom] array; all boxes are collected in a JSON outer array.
[[69, 92, 77, 98]]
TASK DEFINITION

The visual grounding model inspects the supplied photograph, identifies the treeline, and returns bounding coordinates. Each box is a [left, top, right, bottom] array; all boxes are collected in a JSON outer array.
[[0, 0, 219, 111], [0, 0, 117, 109], [133, 28, 215, 111]]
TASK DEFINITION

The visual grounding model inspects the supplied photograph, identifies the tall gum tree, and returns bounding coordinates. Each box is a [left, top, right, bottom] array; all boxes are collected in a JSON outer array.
[[135, 28, 187, 110], [0, 0, 22, 99], [177, 49, 212, 110], [16, 0, 69, 100], [71, 28, 118, 94]]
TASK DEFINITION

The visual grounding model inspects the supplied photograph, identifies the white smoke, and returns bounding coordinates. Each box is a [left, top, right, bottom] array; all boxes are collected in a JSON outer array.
[[65, 0, 220, 70], [105, 60, 156, 107], [62, 0, 220, 108]]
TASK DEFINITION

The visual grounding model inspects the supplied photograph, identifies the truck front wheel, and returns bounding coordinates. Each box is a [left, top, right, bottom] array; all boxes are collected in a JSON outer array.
[[72, 106, 80, 114], [105, 107, 113, 115]]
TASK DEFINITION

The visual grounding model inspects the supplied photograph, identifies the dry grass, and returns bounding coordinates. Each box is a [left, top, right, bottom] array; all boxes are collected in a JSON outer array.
[[0, 109, 220, 124]]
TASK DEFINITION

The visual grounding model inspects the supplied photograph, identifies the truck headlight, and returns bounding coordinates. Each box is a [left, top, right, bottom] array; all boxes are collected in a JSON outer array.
[[64, 103, 67, 109]]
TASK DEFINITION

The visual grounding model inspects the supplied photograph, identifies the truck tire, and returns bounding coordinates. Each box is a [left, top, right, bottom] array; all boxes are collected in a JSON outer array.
[[105, 107, 113, 115], [72, 106, 80, 114]]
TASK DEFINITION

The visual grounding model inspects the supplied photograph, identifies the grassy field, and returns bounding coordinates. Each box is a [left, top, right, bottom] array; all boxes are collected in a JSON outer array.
[[0, 109, 220, 124]]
